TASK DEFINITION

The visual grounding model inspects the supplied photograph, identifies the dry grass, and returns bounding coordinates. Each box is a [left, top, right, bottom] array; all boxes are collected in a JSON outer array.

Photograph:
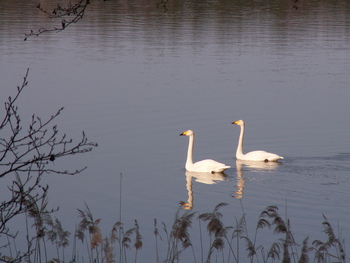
[[1, 202, 346, 263]]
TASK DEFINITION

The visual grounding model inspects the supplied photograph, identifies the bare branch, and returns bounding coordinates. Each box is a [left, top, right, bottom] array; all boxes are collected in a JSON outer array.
[[24, 0, 90, 41], [0, 71, 97, 178]]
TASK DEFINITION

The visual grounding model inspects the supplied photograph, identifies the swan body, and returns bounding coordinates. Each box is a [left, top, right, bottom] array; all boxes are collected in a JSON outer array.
[[180, 130, 231, 173], [232, 120, 283, 162]]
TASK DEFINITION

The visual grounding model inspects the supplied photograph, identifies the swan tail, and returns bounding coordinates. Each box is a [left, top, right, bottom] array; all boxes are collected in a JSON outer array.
[[212, 166, 231, 173]]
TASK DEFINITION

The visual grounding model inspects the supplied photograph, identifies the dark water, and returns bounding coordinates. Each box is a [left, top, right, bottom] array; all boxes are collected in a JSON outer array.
[[1, 0, 350, 261]]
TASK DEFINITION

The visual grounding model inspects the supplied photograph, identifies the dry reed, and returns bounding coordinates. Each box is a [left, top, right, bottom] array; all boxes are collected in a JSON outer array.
[[1, 202, 346, 263]]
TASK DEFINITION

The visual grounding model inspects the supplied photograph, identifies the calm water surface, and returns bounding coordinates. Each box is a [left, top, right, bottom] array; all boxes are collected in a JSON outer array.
[[1, 0, 350, 261]]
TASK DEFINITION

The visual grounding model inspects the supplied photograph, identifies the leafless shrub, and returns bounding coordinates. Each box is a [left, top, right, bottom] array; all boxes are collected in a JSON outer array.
[[0, 69, 97, 261]]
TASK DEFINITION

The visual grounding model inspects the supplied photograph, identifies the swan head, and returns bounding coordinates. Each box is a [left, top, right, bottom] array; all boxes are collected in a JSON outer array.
[[232, 120, 245, 126], [180, 130, 194, 136]]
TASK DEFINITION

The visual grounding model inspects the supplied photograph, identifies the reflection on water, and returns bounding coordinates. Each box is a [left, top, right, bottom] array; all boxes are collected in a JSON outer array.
[[233, 160, 282, 199], [233, 163, 245, 199], [182, 160, 283, 206], [236, 160, 283, 172], [181, 171, 227, 210]]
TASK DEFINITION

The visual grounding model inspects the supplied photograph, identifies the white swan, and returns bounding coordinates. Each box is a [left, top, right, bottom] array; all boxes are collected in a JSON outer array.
[[232, 120, 284, 162], [180, 130, 231, 173]]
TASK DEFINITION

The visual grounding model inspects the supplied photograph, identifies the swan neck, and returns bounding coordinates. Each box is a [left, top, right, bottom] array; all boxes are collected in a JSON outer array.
[[236, 124, 245, 157], [186, 134, 194, 166]]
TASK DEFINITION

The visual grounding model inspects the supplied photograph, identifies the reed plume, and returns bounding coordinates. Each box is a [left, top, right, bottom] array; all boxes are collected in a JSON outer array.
[[90, 219, 102, 250], [199, 203, 237, 263], [199, 203, 228, 237], [109, 221, 123, 262], [103, 237, 114, 263], [312, 214, 346, 263], [133, 219, 143, 263], [46, 217, 71, 261], [267, 241, 281, 261], [241, 205, 301, 263], [24, 189, 55, 263], [76, 203, 94, 242], [153, 218, 162, 263], [165, 209, 195, 262], [76, 203, 102, 261], [298, 237, 313, 263]]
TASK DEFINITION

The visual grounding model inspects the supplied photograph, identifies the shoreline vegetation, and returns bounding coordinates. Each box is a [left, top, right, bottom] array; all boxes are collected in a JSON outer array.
[[1, 200, 346, 263]]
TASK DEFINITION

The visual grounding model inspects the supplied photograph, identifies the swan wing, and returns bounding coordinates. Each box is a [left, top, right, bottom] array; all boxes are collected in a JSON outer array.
[[189, 159, 231, 173], [241, 151, 283, 162]]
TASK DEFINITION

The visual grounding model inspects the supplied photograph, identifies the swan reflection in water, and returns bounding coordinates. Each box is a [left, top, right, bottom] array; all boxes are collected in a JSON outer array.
[[181, 161, 282, 209], [233, 160, 282, 199], [181, 171, 227, 210]]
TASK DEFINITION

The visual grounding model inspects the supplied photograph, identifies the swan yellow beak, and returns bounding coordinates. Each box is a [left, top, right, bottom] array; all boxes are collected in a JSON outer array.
[[180, 131, 187, 136], [180, 201, 192, 210], [232, 121, 239, 125]]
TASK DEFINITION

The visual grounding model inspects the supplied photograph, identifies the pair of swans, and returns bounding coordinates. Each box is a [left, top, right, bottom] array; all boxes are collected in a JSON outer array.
[[180, 119, 283, 173]]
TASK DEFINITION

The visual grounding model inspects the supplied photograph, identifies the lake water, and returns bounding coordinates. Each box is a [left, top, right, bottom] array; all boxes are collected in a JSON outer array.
[[1, 0, 350, 261]]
